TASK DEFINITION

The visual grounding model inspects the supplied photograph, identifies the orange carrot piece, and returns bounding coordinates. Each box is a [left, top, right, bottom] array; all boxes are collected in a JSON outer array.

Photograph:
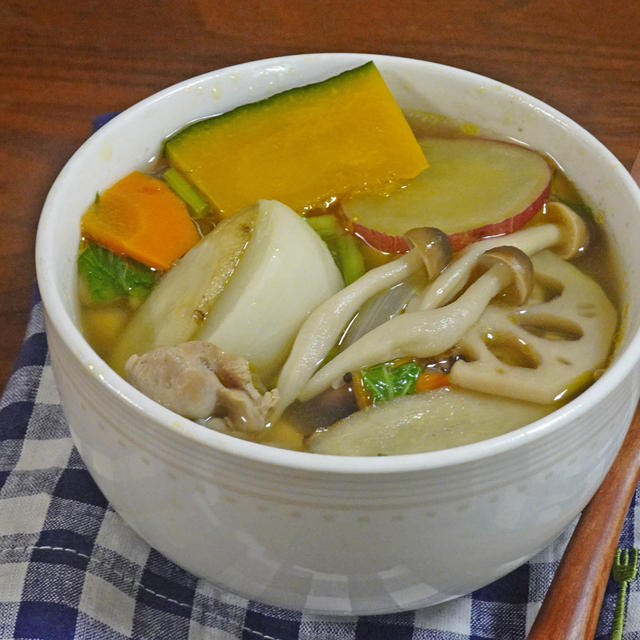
[[81, 171, 200, 270], [350, 371, 373, 409], [415, 372, 450, 393]]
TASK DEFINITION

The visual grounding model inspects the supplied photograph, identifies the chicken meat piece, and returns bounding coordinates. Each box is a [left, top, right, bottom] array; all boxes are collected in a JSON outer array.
[[125, 341, 277, 432]]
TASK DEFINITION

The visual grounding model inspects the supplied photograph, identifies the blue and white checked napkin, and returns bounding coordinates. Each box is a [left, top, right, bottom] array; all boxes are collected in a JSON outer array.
[[0, 115, 638, 638]]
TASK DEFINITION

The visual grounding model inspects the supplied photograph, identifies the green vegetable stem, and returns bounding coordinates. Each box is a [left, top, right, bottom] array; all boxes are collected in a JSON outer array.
[[163, 168, 210, 218], [306, 214, 365, 285]]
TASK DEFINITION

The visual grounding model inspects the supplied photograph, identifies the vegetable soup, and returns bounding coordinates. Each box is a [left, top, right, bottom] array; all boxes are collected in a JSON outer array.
[[77, 62, 621, 455]]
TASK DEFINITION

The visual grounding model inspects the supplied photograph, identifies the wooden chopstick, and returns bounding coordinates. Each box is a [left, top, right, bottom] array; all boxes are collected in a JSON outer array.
[[528, 154, 640, 639]]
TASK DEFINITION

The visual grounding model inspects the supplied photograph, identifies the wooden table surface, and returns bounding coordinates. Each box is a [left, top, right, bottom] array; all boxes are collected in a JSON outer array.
[[1, 0, 639, 393]]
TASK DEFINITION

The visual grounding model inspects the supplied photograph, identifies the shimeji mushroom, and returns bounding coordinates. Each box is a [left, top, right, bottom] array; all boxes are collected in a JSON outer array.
[[273, 227, 452, 420], [299, 246, 535, 401], [449, 250, 617, 404], [415, 201, 588, 311], [276, 202, 591, 415]]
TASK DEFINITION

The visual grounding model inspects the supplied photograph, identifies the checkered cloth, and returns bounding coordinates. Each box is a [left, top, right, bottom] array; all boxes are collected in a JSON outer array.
[[0, 115, 636, 639]]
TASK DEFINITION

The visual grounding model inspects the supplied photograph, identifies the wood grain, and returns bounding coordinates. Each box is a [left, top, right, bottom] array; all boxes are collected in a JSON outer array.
[[1, 0, 639, 396]]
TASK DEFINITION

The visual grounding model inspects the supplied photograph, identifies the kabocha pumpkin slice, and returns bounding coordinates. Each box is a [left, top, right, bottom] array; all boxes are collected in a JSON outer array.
[[164, 62, 428, 217], [81, 171, 200, 271]]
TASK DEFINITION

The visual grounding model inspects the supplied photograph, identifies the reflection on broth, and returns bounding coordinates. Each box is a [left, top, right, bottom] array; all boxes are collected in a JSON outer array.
[[77, 63, 621, 456]]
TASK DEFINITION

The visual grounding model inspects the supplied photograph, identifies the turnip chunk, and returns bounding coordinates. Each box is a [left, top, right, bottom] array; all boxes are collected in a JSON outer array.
[[109, 205, 258, 376], [196, 200, 343, 386], [299, 248, 533, 401], [450, 250, 617, 404], [307, 388, 551, 456]]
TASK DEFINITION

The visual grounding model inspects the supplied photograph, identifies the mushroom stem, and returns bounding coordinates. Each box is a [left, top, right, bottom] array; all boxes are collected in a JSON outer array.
[[450, 250, 617, 404], [299, 257, 521, 401], [273, 249, 424, 420], [416, 204, 587, 311], [417, 223, 561, 311], [274, 228, 452, 421], [277, 205, 586, 413]]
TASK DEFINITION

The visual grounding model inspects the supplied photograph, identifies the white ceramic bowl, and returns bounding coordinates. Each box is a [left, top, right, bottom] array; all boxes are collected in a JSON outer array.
[[36, 53, 640, 615]]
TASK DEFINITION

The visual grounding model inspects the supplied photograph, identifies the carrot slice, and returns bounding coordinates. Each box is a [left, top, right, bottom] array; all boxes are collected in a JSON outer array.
[[415, 372, 450, 393], [350, 371, 373, 409], [81, 171, 200, 271]]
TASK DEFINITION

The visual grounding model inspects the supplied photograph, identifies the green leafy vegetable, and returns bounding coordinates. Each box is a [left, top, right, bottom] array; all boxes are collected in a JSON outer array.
[[361, 361, 421, 403], [306, 214, 365, 284], [163, 168, 210, 218], [78, 243, 157, 302]]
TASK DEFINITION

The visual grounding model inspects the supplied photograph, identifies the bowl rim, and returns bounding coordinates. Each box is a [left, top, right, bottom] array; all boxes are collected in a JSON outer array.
[[35, 52, 640, 475]]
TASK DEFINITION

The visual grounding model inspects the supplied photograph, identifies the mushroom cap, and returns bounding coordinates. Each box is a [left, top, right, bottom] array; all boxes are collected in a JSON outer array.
[[476, 245, 534, 305], [403, 227, 452, 279], [542, 201, 589, 259]]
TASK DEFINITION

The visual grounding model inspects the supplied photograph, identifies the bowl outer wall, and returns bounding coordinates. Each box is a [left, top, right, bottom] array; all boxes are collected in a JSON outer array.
[[35, 53, 640, 614]]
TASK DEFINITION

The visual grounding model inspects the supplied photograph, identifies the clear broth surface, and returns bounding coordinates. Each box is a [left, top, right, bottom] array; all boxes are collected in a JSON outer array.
[[78, 113, 624, 452]]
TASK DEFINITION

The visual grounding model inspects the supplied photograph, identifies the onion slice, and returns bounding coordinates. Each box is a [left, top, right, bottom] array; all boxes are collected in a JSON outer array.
[[340, 280, 418, 349]]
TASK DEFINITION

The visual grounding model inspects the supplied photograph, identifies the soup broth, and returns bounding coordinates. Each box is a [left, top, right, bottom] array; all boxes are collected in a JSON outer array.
[[77, 100, 622, 456]]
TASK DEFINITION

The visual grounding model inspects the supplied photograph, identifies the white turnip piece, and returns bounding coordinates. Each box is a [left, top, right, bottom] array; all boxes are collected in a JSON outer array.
[[197, 200, 343, 385], [109, 205, 259, 375]]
